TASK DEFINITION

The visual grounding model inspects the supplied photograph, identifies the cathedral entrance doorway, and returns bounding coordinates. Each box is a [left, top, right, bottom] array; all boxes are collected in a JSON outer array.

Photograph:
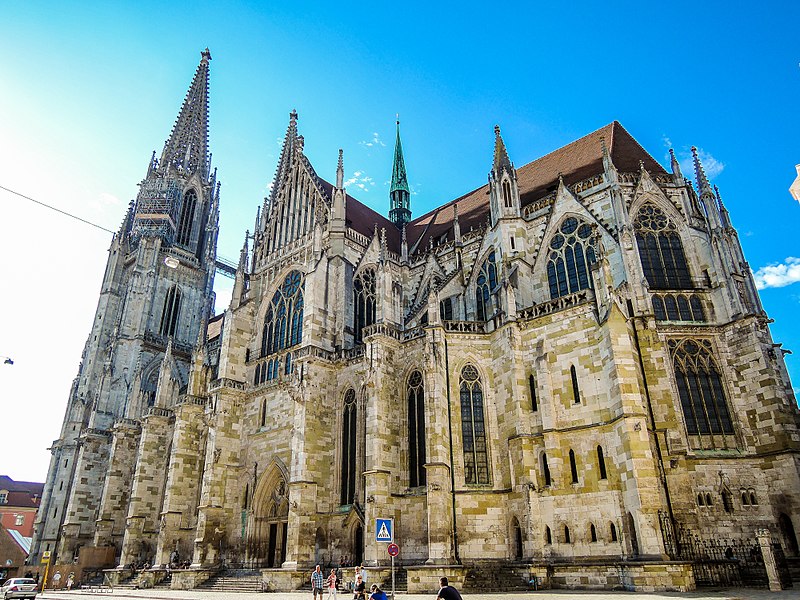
[[779, 513, 798, 556], [247, 464, 289, 568], [354, 524, 363, 566]]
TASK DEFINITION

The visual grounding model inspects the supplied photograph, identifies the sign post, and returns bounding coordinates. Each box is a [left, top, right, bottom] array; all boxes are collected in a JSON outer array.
[[387, 543, 399, 600], [376, 519, 394, 599], [40, 551, 51, 595]]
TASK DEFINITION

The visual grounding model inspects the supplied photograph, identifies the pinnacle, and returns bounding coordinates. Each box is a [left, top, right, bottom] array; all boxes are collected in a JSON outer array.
[[493, 124, 512, 173]]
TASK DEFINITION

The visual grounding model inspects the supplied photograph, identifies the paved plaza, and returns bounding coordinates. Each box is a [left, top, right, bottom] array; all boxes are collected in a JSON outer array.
[[35, 589, 797, 600]]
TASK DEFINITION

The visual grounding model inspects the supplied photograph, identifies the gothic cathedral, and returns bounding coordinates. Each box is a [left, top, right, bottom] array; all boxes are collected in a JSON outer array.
[[30, 50, 800, 592]]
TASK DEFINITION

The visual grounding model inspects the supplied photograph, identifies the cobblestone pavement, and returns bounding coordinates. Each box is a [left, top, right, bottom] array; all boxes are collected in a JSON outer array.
[[35, 589, 797, 600]]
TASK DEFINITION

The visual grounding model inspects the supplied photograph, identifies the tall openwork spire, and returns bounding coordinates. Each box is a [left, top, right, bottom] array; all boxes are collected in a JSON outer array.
[[389, 117, 411, 227], [493, 125, 513, 173], [692, 146, 714, 198], [159, 48, 212, 177]]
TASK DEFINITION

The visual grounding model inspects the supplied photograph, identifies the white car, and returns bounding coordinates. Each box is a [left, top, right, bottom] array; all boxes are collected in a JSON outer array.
[[0, 578, 38, 600]]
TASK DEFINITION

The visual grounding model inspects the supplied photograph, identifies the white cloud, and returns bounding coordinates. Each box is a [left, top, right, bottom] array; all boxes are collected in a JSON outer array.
[[678, 148, 725, 181], [344, 170, 375, 192], [753, 257, 800, 290], [359, 132, 385, 148]]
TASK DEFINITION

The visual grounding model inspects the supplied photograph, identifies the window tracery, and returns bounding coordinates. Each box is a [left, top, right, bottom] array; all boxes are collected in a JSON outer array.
[[261, 271, 304, 359], [159, 285, 182, 337], [460, 365, 490, 484], [340, 389, 357, 505], [354, 268, 376, 343], [546, 217, 596, 299], [407, 371, 426, 487], [669, 339, 734, 436], [176, 189, 197, 247], [634, 203, 692, 290], [476, 252, 498, 321]]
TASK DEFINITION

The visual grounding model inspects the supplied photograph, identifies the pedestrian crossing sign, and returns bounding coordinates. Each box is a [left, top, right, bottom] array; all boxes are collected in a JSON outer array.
[[376, 518, 393, 542]]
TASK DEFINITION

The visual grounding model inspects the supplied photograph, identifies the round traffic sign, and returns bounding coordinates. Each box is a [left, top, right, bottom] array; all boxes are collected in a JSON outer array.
[[387, 543, 399, 557]]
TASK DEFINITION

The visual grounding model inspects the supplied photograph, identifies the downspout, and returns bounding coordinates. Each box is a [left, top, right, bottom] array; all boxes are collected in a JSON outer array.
[[626, 300, 677, 534], [442, 336, 460, 564]]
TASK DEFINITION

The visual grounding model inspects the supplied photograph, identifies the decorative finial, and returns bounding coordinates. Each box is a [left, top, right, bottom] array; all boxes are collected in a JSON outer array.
[[336, 149, 344, 189], [290, 109, 298, 123], [669, 148, 683, 180], [396, 112, 400, 125], [201, 48, 212, 61], [639, 159, 645, 172], [492, 124, 512, 172], [692, 146, 713, 197]]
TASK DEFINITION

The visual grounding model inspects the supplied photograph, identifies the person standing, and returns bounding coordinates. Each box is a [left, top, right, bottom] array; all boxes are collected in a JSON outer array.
[[312, 565, 325, 600], [52, 571, 62, 589], [67, 572, 75, 591], [436, 577, 462, 600], [326, 569, 338, 600]]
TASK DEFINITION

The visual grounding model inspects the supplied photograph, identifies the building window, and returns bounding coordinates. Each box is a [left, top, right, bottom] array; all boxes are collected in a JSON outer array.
[[750, 492, 758, 505], [610, 522, 617, 542], [528, 374, 538, 412], [502, 180, 513, 208], [475, 252, 498, 321], [545, 526, 552, 545], [590, 523, 597, 543], [15, 515, 23, 526], [546, 217, 596, 299], [440, 297, 454, 321], [564, 525, 571, 544], [460, 365, 490, 484], [705, 493, 713, 506], [569, 450, 578, 484], [570, 365, 581, 404], [261, 271, 304, 362], [670, 339, 734, 436], [340, 389, 357, 505], [634, 203, 692, 290], [176, 188, 197, 247], [652, 293, 706, 322], [354, 268, 376, 344], [722, 490, 734, 513], [159, 285, 182, 337], [407, 371, 426, 487], [742, 492, 750, 506], [697, 493, 705, 506], [597, 446, 607, 480], [260, 399, 266, 428], [541, 453, 551, 487], [0, 492, 6, 505]]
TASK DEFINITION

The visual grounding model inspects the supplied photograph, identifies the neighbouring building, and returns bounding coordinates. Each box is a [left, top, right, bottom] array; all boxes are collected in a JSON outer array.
[[30, 50, 800, 592], [0, 476, 43, 539]]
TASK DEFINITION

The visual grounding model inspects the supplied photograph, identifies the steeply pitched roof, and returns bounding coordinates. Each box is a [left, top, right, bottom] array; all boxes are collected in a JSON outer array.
[[343, 121, 666, 256], [0, 476, 43, 509]]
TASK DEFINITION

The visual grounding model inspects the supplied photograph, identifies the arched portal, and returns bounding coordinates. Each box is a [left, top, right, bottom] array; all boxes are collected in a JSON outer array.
[[354, 524, 364, 566], [626, 512, 639, 556], [779, 513, 799, 556], [247, 463, 289, 568]]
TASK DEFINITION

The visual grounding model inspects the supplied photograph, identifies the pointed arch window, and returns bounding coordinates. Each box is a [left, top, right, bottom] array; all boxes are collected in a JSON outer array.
[[569, 449, 578, 484], [476, 251, 498, 321], [176, 189, 197, 247], [340, 389, 357, 505], [570, 365, 581, 404], [546, 217, 596, 299], [669, 339, 734, 436], [460, 365, 490, 484], [634, 203, 692, 290], [541, 452, 551, 487], [159, 285, 182, 337], [502, 180, 513, 208], [407, 371, 426, 487], [597, 445, 607, 480], [354, 268, 376, 344], [528, 374, 538, 412], [261, 271, 304, 357]]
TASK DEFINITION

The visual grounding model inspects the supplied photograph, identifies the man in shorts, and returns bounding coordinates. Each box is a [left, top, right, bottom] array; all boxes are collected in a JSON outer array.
[[436, 577, 462, 600], [312, 565, 325, 599]]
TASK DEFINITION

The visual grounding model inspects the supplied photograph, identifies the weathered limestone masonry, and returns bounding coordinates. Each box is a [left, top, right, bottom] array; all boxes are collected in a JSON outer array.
[[35, 51, 800, 593]]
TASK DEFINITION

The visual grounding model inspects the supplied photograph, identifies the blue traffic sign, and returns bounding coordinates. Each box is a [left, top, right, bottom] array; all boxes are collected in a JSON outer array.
[[376, 518, 393, 542]]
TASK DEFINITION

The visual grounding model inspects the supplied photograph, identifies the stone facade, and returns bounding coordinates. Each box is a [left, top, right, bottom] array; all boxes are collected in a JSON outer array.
[[31, 51, 800, 592]]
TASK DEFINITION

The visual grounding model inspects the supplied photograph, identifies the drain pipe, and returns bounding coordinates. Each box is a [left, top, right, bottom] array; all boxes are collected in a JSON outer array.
[[443, 336, 461, 564], [626, 300, 677, 532]]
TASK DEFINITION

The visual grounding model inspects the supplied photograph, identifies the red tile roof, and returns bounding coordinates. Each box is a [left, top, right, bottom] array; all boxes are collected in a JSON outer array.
[[0, 477, 43, 509], [344, 121, 666, 255]]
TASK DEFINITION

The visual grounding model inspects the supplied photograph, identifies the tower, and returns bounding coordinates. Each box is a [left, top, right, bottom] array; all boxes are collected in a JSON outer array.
[[30, 49, 219, 565], [389, 118, 411, 227]]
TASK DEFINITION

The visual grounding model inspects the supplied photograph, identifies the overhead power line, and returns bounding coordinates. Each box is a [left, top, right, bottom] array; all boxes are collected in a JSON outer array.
[[0, 184, 117, 234]]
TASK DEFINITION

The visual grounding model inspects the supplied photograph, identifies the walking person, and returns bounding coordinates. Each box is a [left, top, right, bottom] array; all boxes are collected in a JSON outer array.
[[312, 565, 325, 600], [52, 571, 62, 589], [67, 572, 75, 591], [326, 569, 338, 600], [436, 577, 462, 600]]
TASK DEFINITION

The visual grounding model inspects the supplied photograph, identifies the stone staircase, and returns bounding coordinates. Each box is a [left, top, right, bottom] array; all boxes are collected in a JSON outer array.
[[378, 568, 407, 593], [786, 556, 800, 584], [463, 562, 537, 592], [153, 573, 172, 589], [198, 569, 264, 592]]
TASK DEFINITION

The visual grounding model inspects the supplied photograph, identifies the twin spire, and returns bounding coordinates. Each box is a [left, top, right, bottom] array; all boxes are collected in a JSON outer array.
[[158, 48, 212, 177], [389, 117, 411, 228]]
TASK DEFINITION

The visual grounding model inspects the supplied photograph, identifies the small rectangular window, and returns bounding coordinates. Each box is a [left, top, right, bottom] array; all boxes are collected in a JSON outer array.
[[528, 374, 538, 412], [510, 236, 516, 250]]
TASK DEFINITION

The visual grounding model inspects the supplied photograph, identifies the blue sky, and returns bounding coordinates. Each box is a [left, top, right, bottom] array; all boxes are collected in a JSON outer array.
[[1, 1, 799, 480]]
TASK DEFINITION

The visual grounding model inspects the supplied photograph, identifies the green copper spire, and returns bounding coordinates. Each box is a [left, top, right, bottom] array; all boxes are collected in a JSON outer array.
[[389, 117, 411, 227]]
